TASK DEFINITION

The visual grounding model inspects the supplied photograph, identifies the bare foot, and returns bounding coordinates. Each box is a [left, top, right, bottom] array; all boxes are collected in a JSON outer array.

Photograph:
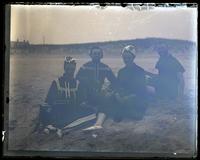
[[43, 128, 50, 135], [47, 125, 57, 131], [82, 125, 103, 131], [56, 129, 63, 138]]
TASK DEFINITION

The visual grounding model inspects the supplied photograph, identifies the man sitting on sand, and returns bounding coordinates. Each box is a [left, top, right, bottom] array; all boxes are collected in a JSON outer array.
[[76, 46, 118, 130], [149, 45, 185, 100]]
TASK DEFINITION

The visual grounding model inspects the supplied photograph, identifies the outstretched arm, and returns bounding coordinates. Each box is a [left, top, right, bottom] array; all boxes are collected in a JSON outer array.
[[106, 68, 118, 90], [144, 70, 157, 77]]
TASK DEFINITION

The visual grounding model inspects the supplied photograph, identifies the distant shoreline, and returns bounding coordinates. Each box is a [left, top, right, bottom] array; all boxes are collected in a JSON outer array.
[[10, 37, 196, 56], [11, 37, 196, 46]]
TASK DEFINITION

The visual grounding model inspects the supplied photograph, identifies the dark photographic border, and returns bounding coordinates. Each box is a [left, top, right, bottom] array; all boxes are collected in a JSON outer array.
[[1, 2, 198, 159]]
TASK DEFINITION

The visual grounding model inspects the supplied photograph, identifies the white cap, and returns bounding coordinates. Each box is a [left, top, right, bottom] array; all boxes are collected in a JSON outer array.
[[64, 56, 76, 63], [122, 45, 136, 56]]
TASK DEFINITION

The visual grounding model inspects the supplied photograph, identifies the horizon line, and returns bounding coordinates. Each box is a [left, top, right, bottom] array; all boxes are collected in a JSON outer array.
[[11, 37, 196, 45]]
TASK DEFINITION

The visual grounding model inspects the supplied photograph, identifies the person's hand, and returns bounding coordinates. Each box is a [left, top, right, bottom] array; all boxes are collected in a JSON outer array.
[[123, 94, 136, 100], [80, 102, 87, 107]]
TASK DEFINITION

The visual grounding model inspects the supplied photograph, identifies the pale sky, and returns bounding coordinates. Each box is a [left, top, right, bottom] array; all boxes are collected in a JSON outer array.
[[10, 5, 197, 44]]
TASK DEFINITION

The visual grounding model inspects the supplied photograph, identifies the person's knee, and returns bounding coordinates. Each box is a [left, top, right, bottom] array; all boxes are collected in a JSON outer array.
[[146, 85, 155, 95]]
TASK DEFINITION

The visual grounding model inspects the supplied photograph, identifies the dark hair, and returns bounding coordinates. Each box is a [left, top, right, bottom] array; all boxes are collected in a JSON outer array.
[[89, 46, 103, 58]]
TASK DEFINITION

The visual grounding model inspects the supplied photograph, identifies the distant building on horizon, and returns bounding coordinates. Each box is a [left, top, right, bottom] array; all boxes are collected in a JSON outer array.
[[11, 39, 30, 49]]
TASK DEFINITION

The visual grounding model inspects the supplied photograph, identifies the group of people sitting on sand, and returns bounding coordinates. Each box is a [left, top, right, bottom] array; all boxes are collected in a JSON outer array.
[[36, 45, 185, 137]]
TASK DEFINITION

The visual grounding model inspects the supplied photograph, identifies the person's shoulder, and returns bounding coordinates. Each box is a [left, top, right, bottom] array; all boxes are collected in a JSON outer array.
[[100, 62, 109, 68], [170, 54, 180, 63], [134, 63, 145, 72], [170, 55, 185, 71], [100, 62, 112, 71], [84, 61, 93, 66], [118, 66, 126, 74], [78, 61, 92, 70], [167, 55, 181, 65]]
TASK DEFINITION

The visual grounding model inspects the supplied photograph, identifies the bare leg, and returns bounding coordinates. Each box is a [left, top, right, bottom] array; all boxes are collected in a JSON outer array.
[[82, 112, 106, 131]]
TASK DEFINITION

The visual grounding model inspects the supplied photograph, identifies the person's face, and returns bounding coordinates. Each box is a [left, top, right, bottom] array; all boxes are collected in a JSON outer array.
[[157, 48, 169, 57], [64, 63, 76, 78], [122, 52, 135, 66], [90, 49, 102, 63]]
